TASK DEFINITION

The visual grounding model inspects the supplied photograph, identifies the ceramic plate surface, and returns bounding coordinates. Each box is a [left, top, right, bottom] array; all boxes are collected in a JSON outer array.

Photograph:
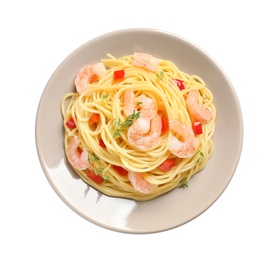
[[36, 28, 243, 233]]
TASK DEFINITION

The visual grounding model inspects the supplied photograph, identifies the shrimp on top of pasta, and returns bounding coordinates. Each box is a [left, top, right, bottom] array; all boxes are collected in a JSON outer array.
[[61, 52, 215, 201]]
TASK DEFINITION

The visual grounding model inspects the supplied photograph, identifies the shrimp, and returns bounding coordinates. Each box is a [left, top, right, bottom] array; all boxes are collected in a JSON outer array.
[[137, 94, 157, 120], [123, 89, 135, 117], [66, 135, 90, 170], [75, 62, 107, 94], [132, 53, 159, 72], [168, 120, 199, 158], [186, 90, 213, 124], [124, 89, 160, 150], [123, 90, 157, 120], [128, 171, 158, 194], [128, 115, 162, 150]]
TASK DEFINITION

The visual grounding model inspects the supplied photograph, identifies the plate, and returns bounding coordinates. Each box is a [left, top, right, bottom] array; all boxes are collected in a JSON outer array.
[[35, 28, 243, 233]]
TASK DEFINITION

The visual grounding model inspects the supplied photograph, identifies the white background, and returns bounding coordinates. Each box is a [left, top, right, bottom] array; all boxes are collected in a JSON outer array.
[[1, 0, 277, 259]]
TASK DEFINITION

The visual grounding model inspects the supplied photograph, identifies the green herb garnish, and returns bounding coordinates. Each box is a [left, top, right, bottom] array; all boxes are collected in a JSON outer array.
[[94, 167, 103, 174], [94, 168, 109, 183], [182, 179, 189, 188], [113, 110, 141, 138], [88, 152, 100, 163], [102, 174, 109, 183], [113, 119, 122, 138], [156, 70, 164, 81], [196, 150, 204, 163], [101, 94, 109, 102], [122, 110, 141, 127]]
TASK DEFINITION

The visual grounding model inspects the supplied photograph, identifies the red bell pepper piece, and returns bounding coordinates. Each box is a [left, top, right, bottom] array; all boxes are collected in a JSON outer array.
[[173, 79, 185, 90], [99, 138, 106, 148], [87, 170, 103, 184], [89, 113, 100, 123], [192, 121, 203, 135], [161, 116, 168, 134], [113, 165, 128, 176], [157, 158, 175, 172], [66, 117, 76, 129], [114, 70, 125, 80]]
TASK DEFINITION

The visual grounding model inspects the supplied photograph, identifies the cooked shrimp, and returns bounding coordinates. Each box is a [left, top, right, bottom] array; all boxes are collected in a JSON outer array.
[[128, 171, 158, 194], [123, 90, 157, 120], [123, 89, 135, 117], [75, 62, 107, 94], [128, 115, 162, 150], [186, 91, 213, 124], [66, 135, 90, 170], [132, 53, 159, 72], [168, 120, 199, 158], [137, 94, 157, 120]]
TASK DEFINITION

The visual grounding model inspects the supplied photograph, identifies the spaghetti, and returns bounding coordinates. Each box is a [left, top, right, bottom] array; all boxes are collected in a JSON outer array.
[[61, 53, 215, 201]]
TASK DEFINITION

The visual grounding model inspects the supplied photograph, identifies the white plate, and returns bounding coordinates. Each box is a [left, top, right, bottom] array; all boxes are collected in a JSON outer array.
[[35, 28, 243, 233]]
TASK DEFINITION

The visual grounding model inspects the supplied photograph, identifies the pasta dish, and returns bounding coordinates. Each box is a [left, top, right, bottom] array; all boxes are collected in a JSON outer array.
[[61, 53, 215, 201]]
